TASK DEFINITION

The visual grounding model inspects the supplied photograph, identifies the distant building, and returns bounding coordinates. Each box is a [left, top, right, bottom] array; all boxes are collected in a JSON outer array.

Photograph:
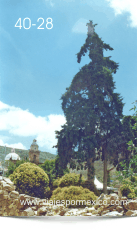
[[29, 139, 40, 164], [5, 148, 21, 164]]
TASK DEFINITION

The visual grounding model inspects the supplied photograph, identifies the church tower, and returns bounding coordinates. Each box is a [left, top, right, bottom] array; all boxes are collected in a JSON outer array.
[[29, 139, 40, 164]]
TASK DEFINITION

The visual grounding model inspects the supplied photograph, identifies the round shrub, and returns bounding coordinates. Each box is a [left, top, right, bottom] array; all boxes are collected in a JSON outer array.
[[123, 178, 131, 184], [131, 176, 137, 184], [120, 184, 133, 197], [127, 192, 136, 199], [50, 186, 98, 208], [131, 176, 136, 183], [53, 173, 100, 196], [58, 173, 85, 187], [53, 177, 60, 189], [10, 162, 49, 198]]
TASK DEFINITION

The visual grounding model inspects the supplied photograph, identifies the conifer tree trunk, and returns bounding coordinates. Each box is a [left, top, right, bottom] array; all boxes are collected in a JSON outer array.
[[87, 157, 94, 184]]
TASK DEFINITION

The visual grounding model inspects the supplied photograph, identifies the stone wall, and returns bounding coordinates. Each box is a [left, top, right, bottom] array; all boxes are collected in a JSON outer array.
[[1, 177, 137, 217]]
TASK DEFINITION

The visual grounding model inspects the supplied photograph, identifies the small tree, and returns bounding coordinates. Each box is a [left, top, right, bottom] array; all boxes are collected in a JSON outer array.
[[127, 101, 137, 152], [113, 102, 137, 188], [6, 159, 29, 177], [40, 159, 56, 188], [40, 157, 69, 189]]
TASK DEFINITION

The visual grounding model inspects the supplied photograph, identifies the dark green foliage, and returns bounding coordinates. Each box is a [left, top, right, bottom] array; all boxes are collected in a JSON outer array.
[[6, 162, 16, 177], [70, 160, 77, 170], [54, 155, 70, 178], [82, 180, 100, 196], [116, 103, 137, 173], [119, 178, 136, 198], [127, 101, 137, 151], [40, 157, 69, 190], [120, 183, 133, 197], [55, 21, 124, 183], [40, 159, 56, 188]]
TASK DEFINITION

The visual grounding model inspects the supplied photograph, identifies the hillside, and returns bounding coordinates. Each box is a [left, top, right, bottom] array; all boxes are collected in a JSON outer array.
[[0, 145, 56, 164]]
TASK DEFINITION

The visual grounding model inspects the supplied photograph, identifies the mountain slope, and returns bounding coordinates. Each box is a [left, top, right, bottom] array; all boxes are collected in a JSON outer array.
[[0, 145, 56, 164]]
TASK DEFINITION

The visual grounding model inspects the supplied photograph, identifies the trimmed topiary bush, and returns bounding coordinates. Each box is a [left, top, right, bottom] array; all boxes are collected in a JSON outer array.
[[10, 162, 49, 198], [50, 186, 98, 208], [58, 173, 85, 187]]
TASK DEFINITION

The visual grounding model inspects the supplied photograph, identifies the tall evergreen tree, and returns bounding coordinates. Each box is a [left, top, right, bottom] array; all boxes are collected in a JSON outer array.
[[56, 21, 124, 193]]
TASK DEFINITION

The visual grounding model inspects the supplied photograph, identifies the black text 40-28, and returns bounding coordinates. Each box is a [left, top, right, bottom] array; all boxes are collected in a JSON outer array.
[[14, 17, 53, 30]]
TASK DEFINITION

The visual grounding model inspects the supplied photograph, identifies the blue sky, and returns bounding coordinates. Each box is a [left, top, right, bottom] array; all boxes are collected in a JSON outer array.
[[0, 0, 137, 154]]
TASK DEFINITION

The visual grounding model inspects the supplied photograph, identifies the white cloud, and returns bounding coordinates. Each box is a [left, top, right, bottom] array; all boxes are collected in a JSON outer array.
[[106, 0, 137, 27], [72, 18, 89, 34], [0, 101, 66, 152], [0, 139, 26, 150]]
